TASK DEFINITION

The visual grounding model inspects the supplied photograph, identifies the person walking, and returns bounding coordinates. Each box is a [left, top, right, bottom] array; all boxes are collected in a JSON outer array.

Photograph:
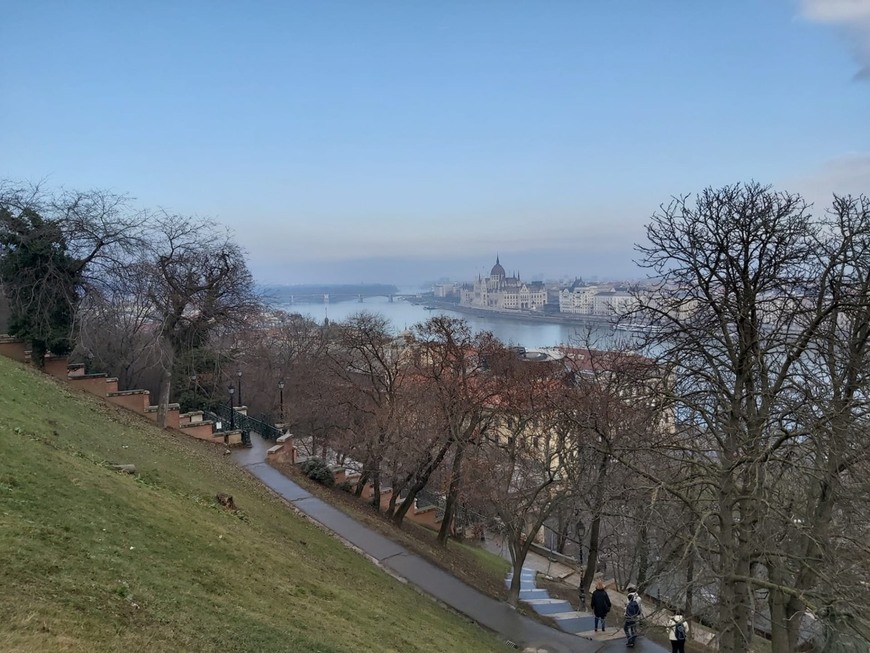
[[623, 591, 642, 647], [590, 580, 611, 632], [667, 609, 688, 653]]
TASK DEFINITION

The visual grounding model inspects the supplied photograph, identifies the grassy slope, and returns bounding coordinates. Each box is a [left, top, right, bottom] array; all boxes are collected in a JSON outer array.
[[0, 357, 510, 653]]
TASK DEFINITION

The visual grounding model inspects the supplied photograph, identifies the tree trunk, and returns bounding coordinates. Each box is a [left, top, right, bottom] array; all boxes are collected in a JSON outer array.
[[371, 469, 381, 513], [505, 506, 557, 606], [580, 511, 601, 600], [580, 453, 609, 595], [30, 340, 47, 369], [636, 523, 650, 594], [507, 548, 525, 606], [157, 364, 172, 429], [718, 533, 753, 652], [385, 478, 399, 517], [686, 550, 695, 635], [767, 574, 792, 653], [392, 442, 452, 527], [353, 471, 370, 497], [437, 441, 465, 545]]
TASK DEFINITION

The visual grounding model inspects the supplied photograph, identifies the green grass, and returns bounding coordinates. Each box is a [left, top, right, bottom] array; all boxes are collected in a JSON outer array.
[[0, 357, 512, 653], [456, 541, 511, 579]]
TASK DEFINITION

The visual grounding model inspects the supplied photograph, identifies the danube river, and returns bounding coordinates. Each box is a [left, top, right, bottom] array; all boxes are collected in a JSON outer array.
[[277, 296, 632, 350]]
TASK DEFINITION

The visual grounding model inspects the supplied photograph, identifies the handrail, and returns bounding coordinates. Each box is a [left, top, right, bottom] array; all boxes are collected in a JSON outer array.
[[209, 404, 283, 440]]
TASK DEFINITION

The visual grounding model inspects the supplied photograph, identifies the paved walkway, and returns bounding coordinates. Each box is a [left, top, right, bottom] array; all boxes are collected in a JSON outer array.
[[233, 436, 668, 653], [484, 535, 671, 652]]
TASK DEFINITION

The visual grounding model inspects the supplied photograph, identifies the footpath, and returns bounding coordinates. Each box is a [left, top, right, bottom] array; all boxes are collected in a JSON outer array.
[[234, 435, 668, 653]]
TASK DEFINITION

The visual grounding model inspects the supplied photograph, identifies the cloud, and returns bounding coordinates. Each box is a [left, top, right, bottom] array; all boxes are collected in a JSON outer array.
[[781, 152, 870, 207], [800, 0, 870, 79]]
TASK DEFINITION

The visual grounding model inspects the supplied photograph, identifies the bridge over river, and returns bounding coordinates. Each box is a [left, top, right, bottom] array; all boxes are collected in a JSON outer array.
[[280, 292, 422, 304]]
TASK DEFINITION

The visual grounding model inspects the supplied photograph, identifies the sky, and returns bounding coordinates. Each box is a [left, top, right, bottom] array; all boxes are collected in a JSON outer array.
[[2, 1, 869, 286]]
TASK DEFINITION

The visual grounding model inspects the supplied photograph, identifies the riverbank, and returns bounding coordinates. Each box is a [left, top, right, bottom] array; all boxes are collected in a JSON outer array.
[[414, 298, 619, 329]]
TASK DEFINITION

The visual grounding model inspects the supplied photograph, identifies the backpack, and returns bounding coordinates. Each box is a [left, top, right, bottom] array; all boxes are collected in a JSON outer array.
[[626, 599, 640, 618], [674, 621, 687, 641]]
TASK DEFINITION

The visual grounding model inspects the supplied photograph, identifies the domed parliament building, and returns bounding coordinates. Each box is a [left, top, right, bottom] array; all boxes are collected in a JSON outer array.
[[460, 256, 548, 311]]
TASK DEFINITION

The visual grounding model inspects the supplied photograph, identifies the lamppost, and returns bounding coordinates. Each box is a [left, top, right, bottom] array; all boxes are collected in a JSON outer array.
[[236, 369, 243, 407], [278, 380, 285, 422], [228, 385, 235, 430]]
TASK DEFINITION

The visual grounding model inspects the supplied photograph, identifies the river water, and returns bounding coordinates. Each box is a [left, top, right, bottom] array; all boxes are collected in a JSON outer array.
[[277, 296, 631, 350]]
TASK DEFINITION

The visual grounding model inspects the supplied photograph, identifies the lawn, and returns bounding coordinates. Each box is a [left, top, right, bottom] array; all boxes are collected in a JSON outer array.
[[0, 356, 512, 653], [271, 460, 514, 605]]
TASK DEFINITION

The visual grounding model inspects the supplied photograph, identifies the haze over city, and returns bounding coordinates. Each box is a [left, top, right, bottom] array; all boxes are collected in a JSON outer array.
[[3, 1, 869, 284]]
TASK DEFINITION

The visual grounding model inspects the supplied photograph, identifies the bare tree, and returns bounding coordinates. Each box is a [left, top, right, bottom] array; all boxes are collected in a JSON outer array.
[[628, 183, 870, 652], [74, 260, 163, 389], [468, 350, 578, 605], [0, 181, 144, 363], [142, 213, 259, 428], [326, 312, 409, 509], [412, 316, 501, 545]]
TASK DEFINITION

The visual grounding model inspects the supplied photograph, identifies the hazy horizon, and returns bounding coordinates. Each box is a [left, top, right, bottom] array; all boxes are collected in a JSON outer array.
[[4, 1, 868, 286]]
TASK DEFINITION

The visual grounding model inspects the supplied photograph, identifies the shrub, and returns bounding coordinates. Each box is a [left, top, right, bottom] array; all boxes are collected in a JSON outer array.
[[300, 457, 334, 487]]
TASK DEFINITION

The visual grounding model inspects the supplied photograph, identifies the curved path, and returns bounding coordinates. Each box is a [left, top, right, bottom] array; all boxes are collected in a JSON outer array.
[[233, 436, 667, 653]]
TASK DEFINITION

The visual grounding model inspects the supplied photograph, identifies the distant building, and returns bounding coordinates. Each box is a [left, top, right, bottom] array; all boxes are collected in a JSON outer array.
[[432, 282, 459, 298], [559, 280, 599, 315], [559, 279, 636, 317], [460, 256, 548, 311]]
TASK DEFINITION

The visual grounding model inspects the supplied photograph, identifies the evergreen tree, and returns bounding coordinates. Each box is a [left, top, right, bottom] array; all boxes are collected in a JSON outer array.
[[0, 207, 80, 364]]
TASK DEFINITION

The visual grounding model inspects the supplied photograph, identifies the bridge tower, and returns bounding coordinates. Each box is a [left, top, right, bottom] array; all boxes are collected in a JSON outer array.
[[358, 294, 363, 303], [389, 294, 394, 303]]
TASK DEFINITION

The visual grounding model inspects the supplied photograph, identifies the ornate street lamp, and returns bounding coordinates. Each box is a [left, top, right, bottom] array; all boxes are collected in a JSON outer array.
[[228, 385, 235, 430], [236, 369, 243, 407], [278, 380, 285, 422]]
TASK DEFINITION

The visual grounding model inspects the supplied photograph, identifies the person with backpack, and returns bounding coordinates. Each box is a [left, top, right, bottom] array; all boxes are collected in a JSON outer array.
[[667, 609, 688, 653], [623, 591, 642, 647], [590, 580, 612, 631]]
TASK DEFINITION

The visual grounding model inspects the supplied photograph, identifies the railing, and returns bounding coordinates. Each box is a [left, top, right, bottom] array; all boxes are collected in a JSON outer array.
[[208, 404, 283, 440]]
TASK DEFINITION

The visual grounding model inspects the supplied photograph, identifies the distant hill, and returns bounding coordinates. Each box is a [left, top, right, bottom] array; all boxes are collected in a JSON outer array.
[[261, 284, 400, 304], [0, 356, 508, 653]]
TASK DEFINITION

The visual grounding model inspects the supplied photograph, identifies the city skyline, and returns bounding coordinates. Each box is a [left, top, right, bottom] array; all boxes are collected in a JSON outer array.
[[3, 1, 869, 284]]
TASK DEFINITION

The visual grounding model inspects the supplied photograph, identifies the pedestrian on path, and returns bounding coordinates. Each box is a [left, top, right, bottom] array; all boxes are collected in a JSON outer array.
[[623, 590, 642, 648], [590, 580, 611, 631], [667, 609, 688, 653]]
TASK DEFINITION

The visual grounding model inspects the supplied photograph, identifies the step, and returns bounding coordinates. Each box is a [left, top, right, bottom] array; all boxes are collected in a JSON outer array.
[[506, 571, 537, 581], [505, 578, 538, 590], [506, 570, 537, 580], [525, 598, 574, 616], [518, 588, 548, 600], [549, 612, 596, 634]]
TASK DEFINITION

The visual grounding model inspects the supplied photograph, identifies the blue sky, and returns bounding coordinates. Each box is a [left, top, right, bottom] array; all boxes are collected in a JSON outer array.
[[3, 1, 869, 285]]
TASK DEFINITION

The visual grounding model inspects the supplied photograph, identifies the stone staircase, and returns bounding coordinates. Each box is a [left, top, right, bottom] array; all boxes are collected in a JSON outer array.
[[507, 567, 596, 635], [0, 336, 269, 451]]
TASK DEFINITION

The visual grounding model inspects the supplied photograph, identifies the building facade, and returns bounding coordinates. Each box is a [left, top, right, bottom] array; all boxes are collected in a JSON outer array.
[[460, 257, 548, 311], [559, 280, 636, 317]]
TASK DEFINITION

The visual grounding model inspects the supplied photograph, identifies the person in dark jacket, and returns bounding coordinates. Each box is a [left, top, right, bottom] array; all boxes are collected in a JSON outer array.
[[590, 580, 612, 631]]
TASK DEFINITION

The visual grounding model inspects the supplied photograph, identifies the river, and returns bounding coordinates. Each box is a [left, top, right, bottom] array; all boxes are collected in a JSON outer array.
[[276, 296, 633, 350]]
